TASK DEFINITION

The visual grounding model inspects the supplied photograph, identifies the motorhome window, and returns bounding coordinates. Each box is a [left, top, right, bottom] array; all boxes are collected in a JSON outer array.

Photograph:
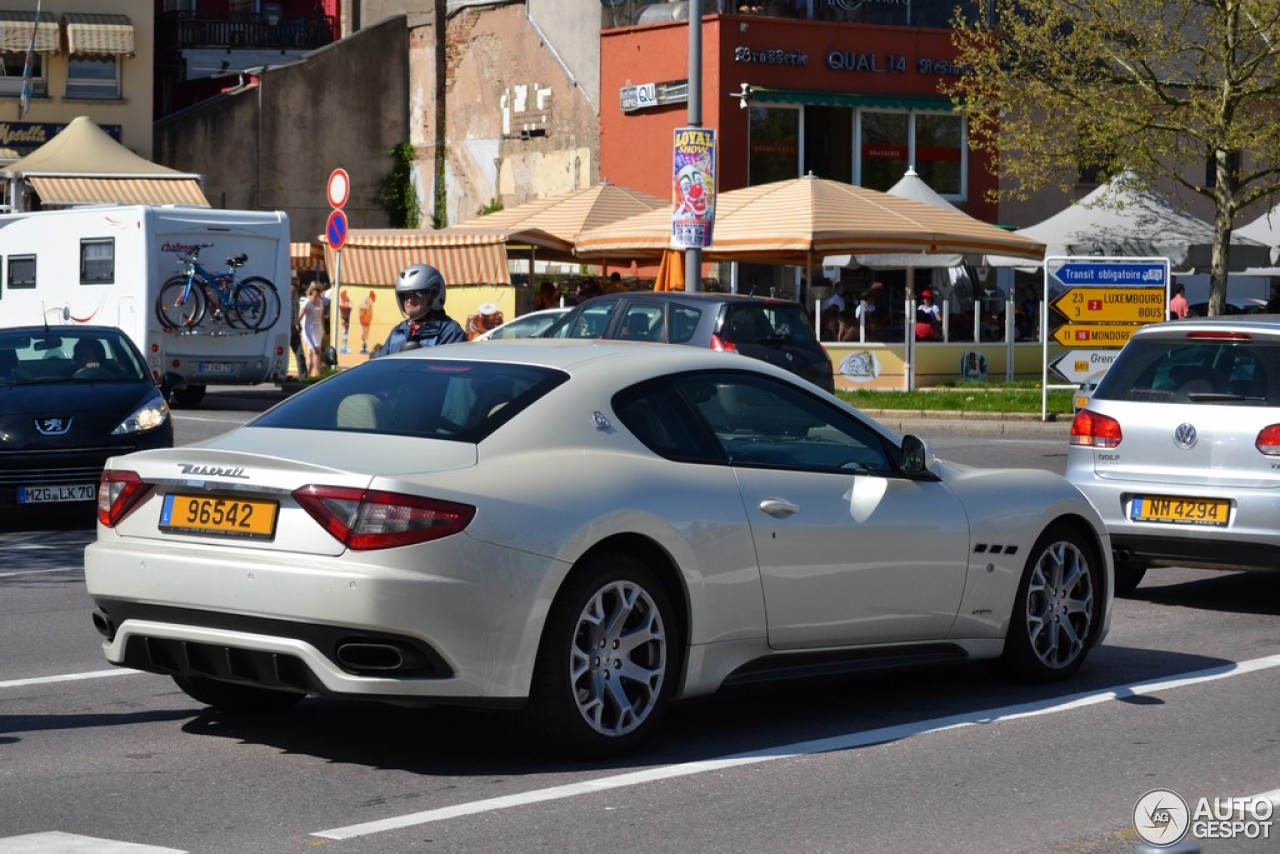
[[80, 239, 114, 284], [0, 52, 46, 99], [8, 255, 35, 289], [66, 55, 119, 100]]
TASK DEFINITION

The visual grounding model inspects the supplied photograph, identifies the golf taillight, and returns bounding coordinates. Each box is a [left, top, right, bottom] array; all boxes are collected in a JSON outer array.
[[1070, 409, 1123, 448], [292, 485, 476, 550], [709, 333, 737, 352], [1256, 425, 1280, 455], [98, 470, 148, 527]]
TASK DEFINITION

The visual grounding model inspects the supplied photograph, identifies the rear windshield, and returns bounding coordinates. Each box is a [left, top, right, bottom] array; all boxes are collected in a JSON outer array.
[[251, 358, 568, 441], [719, 303, 818, 345], [1095, 337, 1280, 405]]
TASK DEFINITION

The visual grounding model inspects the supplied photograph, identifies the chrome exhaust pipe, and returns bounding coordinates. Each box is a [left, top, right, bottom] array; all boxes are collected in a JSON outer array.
[[335, 642, 406, 672]]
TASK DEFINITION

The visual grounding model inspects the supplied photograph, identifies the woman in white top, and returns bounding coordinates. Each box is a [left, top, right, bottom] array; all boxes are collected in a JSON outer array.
[[299, 284, 325, 376]]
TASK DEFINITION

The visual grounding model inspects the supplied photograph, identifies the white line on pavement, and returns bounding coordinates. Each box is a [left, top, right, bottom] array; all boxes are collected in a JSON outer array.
[[314, 652, 1280, 841], [0, 669, 139, 689]]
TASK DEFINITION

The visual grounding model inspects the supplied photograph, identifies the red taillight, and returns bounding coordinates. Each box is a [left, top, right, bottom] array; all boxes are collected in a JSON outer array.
[[292, 485, 476, 550], [98, 470, 148, 527], [1185, 331, 1252, 340], [1256, 425, 1280, 455], [709, 333, 737, 352], [1070, 409, 1123, 448]]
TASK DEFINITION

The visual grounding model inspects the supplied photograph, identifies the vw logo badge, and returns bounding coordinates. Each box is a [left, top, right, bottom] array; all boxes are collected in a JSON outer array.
[[1173, 422, 1197, 449]]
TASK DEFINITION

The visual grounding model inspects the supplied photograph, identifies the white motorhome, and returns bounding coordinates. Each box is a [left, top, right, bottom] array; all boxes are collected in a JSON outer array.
[[0, 205, 292, 406]]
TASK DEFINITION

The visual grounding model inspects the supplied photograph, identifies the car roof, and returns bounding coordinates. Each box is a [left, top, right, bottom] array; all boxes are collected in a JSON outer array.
[[2, 324, 126, 335], [383, 337, 818, 384], [571, 292, 802, 307], [1134, 316, 1280, 338]]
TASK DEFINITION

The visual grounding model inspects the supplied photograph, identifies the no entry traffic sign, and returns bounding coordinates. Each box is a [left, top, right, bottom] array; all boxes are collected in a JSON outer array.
[[327, 168, 350, 210]]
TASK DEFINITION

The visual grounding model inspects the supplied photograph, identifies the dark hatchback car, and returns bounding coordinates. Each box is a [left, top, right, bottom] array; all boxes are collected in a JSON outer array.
[[0, 326, 175, 517], [541, 292, 835, 393]]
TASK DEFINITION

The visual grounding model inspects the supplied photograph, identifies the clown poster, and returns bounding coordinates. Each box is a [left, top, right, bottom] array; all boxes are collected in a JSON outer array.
[[671, 127, 717, 248]]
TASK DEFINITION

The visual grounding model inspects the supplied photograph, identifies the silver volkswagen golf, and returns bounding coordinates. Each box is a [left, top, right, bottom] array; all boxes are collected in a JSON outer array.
[[1066, 316, 1280, 594]]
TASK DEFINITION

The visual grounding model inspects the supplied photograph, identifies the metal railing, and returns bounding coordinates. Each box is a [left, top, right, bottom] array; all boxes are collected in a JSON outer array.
[[157, 11, 337, 51]]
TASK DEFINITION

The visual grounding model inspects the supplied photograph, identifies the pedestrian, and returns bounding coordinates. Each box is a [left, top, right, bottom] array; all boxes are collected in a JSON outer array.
[[914, 289, 942, 340], [1169, 283, 1189, 320], [533, 280, 561, 310], [299, 283, 326, 377], [374, 263, 467, 356], [288, 278, 305, 377]]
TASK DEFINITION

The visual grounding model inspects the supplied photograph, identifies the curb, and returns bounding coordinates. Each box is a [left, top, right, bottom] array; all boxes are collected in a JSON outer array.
[[861, 409, 1071, 438]]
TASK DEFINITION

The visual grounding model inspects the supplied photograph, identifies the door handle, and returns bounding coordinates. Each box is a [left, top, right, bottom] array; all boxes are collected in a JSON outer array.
[[759, 498, 799, 518]]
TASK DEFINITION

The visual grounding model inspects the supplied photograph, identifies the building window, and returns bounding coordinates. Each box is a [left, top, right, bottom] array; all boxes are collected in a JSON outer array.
[[748, 106, 800, 185], [66, 55, 120, 100], [80, 239, 114, 285], [8, 254, 36, 289], [857, 110, 964, 198], [0, 52, 44, 99]]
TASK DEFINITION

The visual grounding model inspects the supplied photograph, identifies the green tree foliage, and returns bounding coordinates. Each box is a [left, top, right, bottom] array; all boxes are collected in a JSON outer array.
[[378, 142, 422, 229], [947, 0, 1280, 315]]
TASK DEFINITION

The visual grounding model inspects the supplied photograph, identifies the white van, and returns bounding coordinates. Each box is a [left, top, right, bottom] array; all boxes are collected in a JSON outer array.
[[0, 205, 292, 406]]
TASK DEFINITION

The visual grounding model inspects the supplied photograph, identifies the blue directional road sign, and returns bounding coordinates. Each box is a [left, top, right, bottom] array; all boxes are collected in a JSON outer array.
[[1051, 261, 1168, 288], [326, 209, 349, 251]]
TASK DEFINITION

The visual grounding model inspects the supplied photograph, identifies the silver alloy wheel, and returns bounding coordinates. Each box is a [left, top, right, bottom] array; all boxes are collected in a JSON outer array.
[[568, 578, 667, 737], [1024, 540, 1095, 670]]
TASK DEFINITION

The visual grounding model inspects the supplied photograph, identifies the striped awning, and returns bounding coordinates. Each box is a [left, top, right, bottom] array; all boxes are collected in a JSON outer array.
[[290, 241, 325, 271], [63, 13, 134, 56], [0, 10, 58, 53], [27, 176, 210, 207], [321, 229, 512, 286]]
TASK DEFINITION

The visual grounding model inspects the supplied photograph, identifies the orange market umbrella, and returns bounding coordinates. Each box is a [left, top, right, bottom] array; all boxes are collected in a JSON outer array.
[[653, 248, 685, 291], [575, 174, 1045, 263]]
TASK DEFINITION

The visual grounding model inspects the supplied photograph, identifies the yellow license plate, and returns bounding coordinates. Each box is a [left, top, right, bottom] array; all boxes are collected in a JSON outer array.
[[1132, 495, 1229, 526], [161, 493, 279, 538]]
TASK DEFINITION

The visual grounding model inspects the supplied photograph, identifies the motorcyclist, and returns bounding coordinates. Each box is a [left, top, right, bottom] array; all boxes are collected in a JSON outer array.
[[374, 263, 466, 356]]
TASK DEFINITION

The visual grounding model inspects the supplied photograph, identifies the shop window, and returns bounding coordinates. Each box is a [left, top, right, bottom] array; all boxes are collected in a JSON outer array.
[[66, 55, 120, 100], [802, 106, 853, 183], [0, 52, 45, 99], [858, 112, 909, 192], [80, 239, 115, 285], [914, 113, 964, 196], [748, 106, 800, 185]]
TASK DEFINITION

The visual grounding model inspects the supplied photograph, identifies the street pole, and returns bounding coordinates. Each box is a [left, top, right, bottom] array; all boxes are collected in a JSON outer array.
[[684, 0, 702, 293]]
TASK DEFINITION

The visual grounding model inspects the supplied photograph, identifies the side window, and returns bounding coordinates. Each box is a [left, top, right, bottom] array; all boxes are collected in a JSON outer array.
[[617, 302, 664, 341], [8, 254, 35, 289], [0, 52, 45, 100], [613, 380, 723, 464], [669, 306, 701, 343], [677, 371, 897, 473], [549, 301, 618, 339], [81, 238, 114, 284], [66, 55, 120, 100]]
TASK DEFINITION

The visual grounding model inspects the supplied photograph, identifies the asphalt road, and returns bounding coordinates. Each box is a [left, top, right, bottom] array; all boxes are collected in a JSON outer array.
[[2, 387, 1275, 854]]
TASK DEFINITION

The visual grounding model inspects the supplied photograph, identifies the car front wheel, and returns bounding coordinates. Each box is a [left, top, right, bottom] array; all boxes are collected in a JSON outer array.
[[519, 553, 677, 758], [997, 523, 1102, 682]]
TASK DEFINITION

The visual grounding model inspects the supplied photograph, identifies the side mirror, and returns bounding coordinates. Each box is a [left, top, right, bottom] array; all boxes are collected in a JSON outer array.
[[900, 434, 935, 477]]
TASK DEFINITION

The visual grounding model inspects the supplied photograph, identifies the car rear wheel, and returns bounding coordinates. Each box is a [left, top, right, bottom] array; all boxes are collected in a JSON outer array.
[[173, 674, 303, 713], [996, 523, 1101, 682], [518, 553, 677, 758]]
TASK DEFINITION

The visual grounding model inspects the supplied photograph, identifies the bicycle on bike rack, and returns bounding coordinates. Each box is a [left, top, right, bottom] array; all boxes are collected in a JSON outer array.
[[154, 244, 281, 332]]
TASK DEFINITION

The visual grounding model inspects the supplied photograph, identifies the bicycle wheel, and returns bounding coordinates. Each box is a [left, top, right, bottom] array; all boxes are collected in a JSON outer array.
[[240, 276, 282, 331], [156, 276, 205, 328], [226, 281, 267, 330]]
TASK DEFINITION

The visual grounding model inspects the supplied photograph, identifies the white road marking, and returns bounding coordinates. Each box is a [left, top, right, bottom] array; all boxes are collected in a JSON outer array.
[[0, 669, 139, 689], [314, 653, 1280, 841], [0, 832, 184, 853], [0, 567, 83, 578]]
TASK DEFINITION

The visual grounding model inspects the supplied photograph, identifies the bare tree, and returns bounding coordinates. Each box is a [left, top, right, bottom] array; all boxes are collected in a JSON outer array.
[[947, 0, 1280, 315]]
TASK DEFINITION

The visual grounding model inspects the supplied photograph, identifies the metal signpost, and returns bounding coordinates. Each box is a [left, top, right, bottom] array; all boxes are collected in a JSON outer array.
[[326, 168, 348, 365], [1040, 256, 1171, 419]]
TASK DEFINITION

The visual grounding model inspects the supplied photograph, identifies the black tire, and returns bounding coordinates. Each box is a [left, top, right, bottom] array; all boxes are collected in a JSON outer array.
[[173, 674, 303, 713], [240, 276, 281, 331], [996, 523, 1103, 683], [172, 384, 206, 407], [1112, 554, 1148, 597], [516, 553, 678, 759], [156, 276, 205, 328]]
